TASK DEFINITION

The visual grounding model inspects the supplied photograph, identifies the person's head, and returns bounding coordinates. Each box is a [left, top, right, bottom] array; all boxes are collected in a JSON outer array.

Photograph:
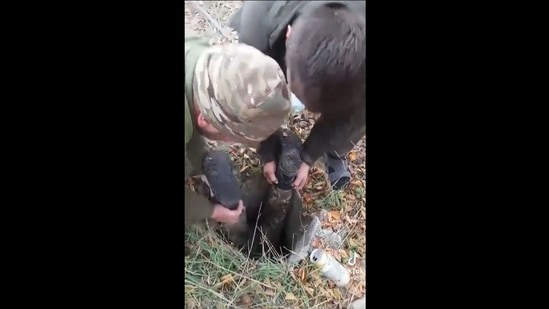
[[285, 4, 366, 113], [192, 43, 291, 146]]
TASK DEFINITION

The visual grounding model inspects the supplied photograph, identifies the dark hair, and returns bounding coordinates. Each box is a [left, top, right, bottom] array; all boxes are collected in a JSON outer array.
[[286, 4, 365, 115]]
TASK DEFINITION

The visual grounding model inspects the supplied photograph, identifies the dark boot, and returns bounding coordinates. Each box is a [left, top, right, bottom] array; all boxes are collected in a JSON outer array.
[[249, 130, 304, 257], [253, 187, 293, 257], [275, 131, 303, 190], [325, 153, 351, 191], [202, 150, 242, 210]]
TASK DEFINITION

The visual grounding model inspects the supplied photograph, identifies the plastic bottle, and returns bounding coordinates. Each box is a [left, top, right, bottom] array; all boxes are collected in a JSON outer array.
[[310, 248, 351, 287]]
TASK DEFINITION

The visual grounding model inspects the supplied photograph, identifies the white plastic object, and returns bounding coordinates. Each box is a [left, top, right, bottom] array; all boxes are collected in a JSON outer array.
[[310, 248, 351, 287], [290, 92, 305, 113], [348, 296, 366, 309]]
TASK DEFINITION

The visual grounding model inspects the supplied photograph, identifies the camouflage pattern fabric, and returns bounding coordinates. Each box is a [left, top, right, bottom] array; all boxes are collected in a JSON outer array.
[[193, 43, 291, 144]]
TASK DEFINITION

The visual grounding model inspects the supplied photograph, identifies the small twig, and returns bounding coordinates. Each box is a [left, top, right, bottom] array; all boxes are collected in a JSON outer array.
[[206, 260, 275, 290], [310, 298, 336, 308], [246, 201, 263, 260], [186, 280, 234, 305], [191, 1, 230, 39]]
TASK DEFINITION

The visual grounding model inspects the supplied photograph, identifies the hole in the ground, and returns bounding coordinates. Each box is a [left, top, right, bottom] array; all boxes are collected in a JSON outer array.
[[216, 185, 312, 261]]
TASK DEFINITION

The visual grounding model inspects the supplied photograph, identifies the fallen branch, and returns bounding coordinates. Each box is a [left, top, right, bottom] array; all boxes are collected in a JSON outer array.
[[191, 1, 230, 40]]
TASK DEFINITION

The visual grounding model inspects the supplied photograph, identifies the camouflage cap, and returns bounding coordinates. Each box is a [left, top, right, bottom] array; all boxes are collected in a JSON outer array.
[[193, 43, 291, 144]]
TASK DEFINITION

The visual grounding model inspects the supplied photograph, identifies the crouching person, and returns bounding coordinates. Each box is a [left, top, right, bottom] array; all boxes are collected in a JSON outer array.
[[184, 33, 291, 234]]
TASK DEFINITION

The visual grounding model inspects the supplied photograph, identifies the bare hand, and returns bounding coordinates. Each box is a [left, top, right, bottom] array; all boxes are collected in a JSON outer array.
[[292, 162, 310, 190], [263, 161, 278, 185], [211, 200, 245, 225]]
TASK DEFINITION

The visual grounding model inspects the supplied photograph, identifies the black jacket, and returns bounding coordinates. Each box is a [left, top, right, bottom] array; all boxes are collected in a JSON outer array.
[[231, 0, 366, 165]]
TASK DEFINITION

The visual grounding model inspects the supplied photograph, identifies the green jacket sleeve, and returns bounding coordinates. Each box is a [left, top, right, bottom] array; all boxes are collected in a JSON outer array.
[[184, 130, 214, 224], [185, 95, 214, 224], [185, 186, 214, 225]]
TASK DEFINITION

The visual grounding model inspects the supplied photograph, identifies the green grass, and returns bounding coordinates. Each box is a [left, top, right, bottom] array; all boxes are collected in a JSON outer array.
[[354, 187, 365, 200], [185, 224, 325, 309], [314, 190, 346, 210]]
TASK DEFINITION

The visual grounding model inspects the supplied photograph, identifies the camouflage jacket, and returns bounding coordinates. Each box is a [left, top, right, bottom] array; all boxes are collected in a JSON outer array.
[[185, 35, 215, 227], [230, 1, 366, 166]]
